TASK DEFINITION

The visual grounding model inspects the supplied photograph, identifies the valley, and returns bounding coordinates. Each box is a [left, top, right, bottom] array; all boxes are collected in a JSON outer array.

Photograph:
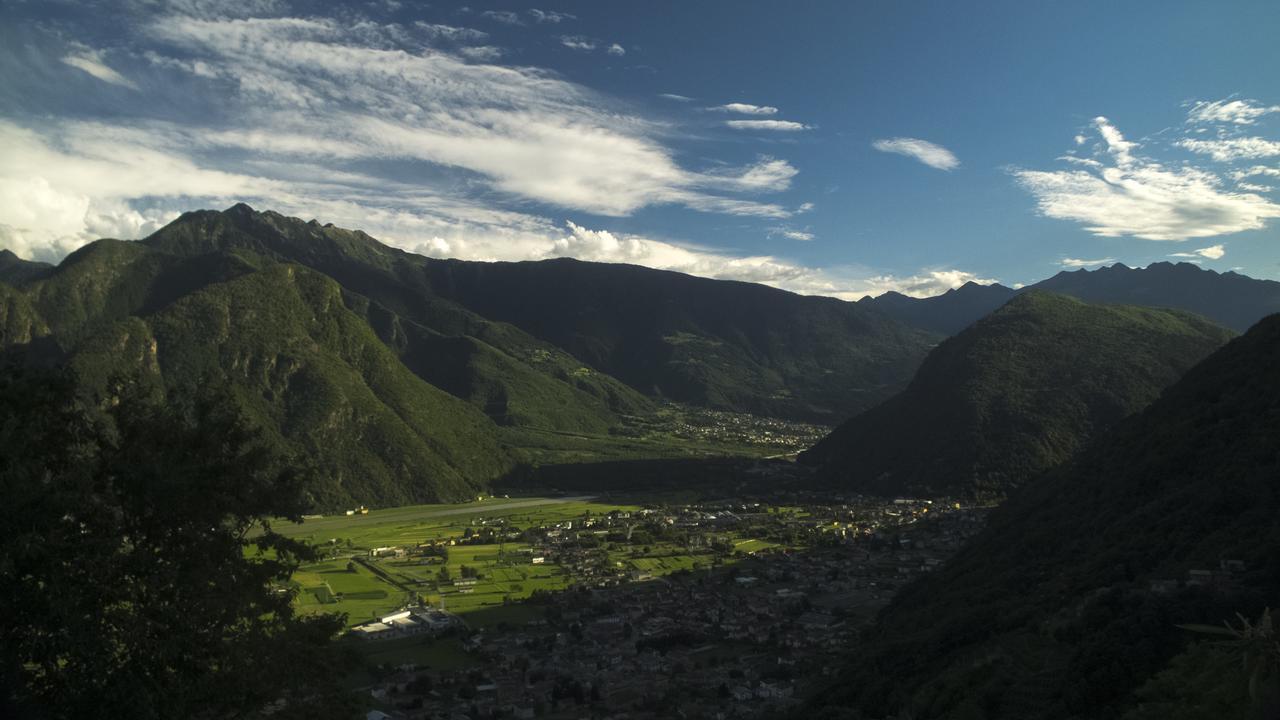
[[273, 489, 987, 719]]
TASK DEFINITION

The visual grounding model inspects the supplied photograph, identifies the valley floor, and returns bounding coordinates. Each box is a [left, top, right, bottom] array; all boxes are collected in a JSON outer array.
[[277, 488, 988, 718]]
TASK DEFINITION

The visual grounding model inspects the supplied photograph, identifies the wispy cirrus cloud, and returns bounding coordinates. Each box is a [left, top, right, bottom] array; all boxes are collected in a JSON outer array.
[[559, 35, 596, 51], [479, 10, 522, 25], [713, 103, 778, 115], [1177, 137, 1280, 162], [1059, 257, 1118, 268], [872, 137, 959, 170], [1, 6, 811, 273], [1186, 98, 1280, 126], [1170, 244, 1226, 260], [61, 45, 138, 89], [528, 9, 575, 24], [726, 119, 810, 132], [1015, 116, 1280, 240]]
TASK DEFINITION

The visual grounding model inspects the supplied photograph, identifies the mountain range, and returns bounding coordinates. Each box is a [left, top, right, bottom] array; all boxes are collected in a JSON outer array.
[[5, 204, 1280, 510], [801, 292, 1235, 500], [863, 262, 1280, 335], [808, 310, 1280, 719]]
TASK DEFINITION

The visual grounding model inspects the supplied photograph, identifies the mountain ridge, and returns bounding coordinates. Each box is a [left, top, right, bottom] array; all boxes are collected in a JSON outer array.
[[802, 291, 1236, 500]]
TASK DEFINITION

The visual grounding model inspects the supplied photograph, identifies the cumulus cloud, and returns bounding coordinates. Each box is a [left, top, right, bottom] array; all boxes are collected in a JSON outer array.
[[559, 35, 596, 51], [1177, 137, 1280, 162], [607, 43, 625, 56], [725, 120, 810, 132], [872, 138, 959, 171], [61, 47, 138, 89], [1170, 244, 1226, 260], [713, 103, 778, 115], [1015, 117, 1280, 240], [1187, 98, 1280, 125]]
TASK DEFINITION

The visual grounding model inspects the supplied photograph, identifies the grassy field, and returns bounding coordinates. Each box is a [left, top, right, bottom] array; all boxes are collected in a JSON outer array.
[[275, 495, 641, 626]]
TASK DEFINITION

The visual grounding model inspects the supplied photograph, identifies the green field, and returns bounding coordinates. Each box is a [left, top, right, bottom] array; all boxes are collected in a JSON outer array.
[[274, 495, 639, 625], [270, 494, 803, 645]]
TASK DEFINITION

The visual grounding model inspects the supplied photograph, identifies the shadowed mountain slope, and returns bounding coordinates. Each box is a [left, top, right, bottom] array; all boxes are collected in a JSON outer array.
[[808, 311, 1280, 720], [801, 292, 1234, 500]]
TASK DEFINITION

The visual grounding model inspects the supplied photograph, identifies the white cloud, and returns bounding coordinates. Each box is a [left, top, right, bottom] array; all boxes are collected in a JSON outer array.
[[842, 269, 998, 299], [607, 43, 625, 57], [1170, 244, 1226, 260], [61, 47, 139, 90], [414, 22, 488, 43], [528, 9, 576, 23], [725, 120, 810, 132], [713, 103, 778, 115], [1177, 137, 1280, 162], [457, 45, 504, 61], [1237, 182, 1274, 193], [559, 35, 596, 51], [134, 14, 794, 220], [1015, 117, 1280, 240], [770, 227, 814, 241], [659, 93, 693, 102], [1187, 99, 1280, 125], [1232, 165, 1280, 180], [1060, 257, 1118, 268], [871, 137, 959, 170]]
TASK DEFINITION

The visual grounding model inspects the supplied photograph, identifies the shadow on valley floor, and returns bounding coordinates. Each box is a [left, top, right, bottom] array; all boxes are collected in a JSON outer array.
[[494, 456, 813, 504]]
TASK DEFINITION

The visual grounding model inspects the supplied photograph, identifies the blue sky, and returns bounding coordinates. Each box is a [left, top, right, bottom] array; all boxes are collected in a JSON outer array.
[[2, 0, 1279, 297]]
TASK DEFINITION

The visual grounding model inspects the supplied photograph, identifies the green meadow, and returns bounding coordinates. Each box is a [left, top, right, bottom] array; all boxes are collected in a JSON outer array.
[[275, 495, 640, 626]]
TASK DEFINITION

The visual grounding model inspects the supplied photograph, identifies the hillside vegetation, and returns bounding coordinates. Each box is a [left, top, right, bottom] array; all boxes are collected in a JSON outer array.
[[809, 312, 1280, 719], [802, 292, 1235, 500]]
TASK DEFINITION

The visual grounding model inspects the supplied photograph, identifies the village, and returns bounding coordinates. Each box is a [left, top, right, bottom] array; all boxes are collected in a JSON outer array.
[[349, 493, 990, 719]]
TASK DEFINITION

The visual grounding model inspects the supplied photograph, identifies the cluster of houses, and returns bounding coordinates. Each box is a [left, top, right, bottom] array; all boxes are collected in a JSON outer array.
[[356, 495, 990, 719]]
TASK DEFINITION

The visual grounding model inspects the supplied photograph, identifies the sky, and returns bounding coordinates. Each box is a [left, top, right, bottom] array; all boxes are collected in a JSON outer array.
[[1, 0, 1279, 298]]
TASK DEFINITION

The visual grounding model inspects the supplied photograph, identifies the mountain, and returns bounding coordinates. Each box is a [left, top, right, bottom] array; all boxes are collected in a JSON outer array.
[[0, 204, 939, 505], [808, 312, 1280, 719], [0, 249, 52, 285], [140, 205, 657, 435], [800, 292, 1235, 500], [857, 281, 1017, 335], [863, 262, 1280, 337], [142, 205, 938, 423], [0, 240, 511, 508], [1033, 261, 1280, 333]]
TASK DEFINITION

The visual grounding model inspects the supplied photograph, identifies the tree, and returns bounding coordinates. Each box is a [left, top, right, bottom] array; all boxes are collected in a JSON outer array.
[[0, 367, 354, 719]]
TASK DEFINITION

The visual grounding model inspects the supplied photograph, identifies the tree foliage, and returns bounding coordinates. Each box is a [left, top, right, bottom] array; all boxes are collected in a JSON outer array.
[[0, 366, 355, 719]]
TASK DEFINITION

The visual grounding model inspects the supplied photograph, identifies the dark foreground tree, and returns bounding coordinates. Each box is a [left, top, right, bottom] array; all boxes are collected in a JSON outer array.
[[0, 366, 356, 719]]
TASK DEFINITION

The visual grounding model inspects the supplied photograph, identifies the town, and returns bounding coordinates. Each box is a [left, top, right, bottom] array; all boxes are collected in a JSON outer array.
[[305, 493, 990, 719]]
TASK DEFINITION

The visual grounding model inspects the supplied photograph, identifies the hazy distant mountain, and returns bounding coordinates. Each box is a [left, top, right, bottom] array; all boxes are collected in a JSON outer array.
[[801, 292, 1234, 500], [811, 311, 1280, 719], [863, 262, 1280, 336], [1032, 261, 1280, 332], [858, 281, 1017, 335], [144, 205, 937, 423]]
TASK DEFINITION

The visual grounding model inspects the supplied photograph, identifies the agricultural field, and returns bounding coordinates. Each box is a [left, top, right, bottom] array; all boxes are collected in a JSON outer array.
[[271, 494, 802, 629], [275, 496, 635, 626]]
